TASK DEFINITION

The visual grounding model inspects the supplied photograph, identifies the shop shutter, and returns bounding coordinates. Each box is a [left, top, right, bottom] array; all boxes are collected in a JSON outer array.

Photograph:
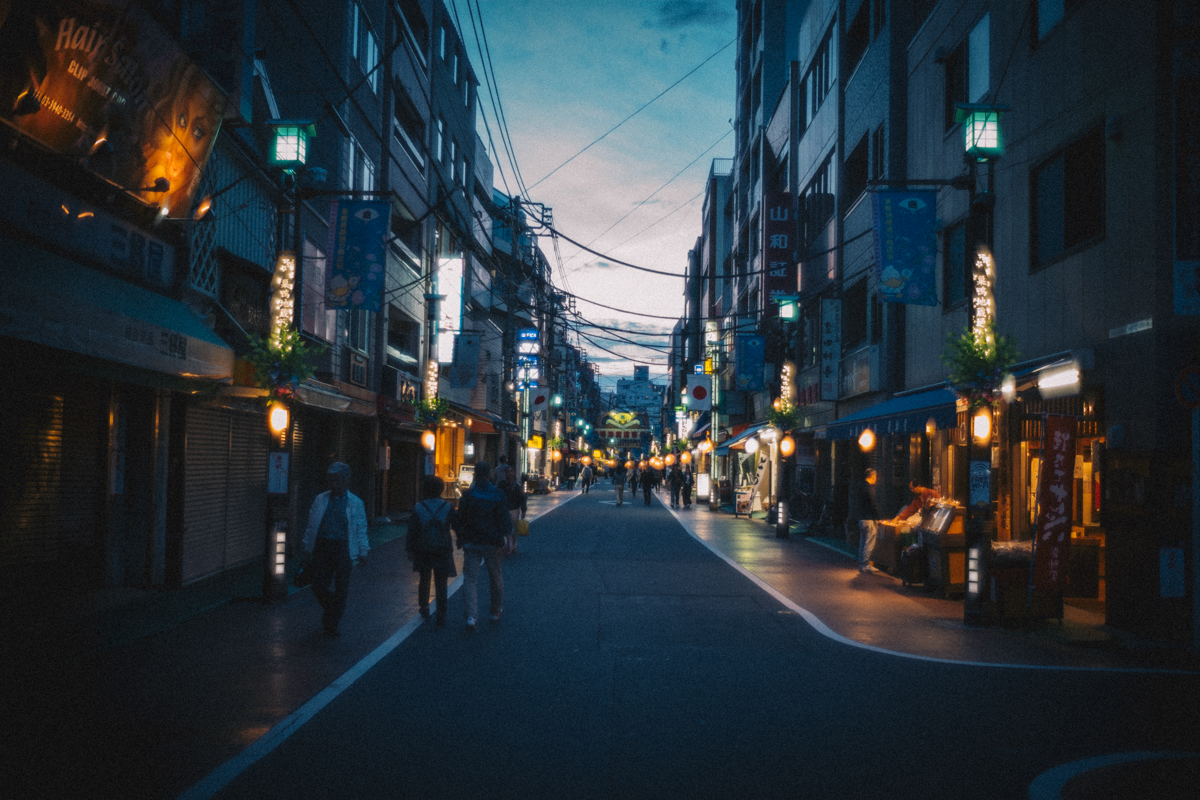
[[182, 406, 268, 584]]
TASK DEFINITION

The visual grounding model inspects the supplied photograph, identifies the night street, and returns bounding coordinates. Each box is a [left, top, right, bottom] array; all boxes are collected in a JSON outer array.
[[13, 485, 1192, 800]]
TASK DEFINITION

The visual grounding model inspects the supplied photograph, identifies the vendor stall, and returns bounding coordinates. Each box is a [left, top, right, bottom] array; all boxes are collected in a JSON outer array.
[[915, 503, 966, 597]]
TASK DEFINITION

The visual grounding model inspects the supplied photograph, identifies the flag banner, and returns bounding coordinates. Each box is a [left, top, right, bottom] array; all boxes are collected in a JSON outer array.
[[734, 335, 765, 392], [686, 374, 712, 411], [1032, 414, 1076, 590], [763, 191, 795, 309], [871, 191, 938, 306], [449, 334, 480, 389], [326, 200, 389, 312]]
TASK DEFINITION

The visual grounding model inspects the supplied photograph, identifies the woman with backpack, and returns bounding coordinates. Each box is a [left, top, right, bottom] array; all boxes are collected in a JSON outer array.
[[406, 475, 457, 626]]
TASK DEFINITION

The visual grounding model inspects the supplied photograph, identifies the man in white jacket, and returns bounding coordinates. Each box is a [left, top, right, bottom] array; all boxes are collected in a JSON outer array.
[[303, 462, 369, 635]]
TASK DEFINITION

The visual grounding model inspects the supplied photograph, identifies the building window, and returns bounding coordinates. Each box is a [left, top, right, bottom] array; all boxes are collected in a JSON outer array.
[[439, 26, 446, 60], [349, 308, 370, 353], [843, 134, 869, 208], [800, 155, 834, 246], [395, 0, 428, 71], [843, 279, 868, 350], [943, 219, 968, 308], [944, 14, 989, 131], [844, 1, 869, 79], [448, 137, 457, 181], [806, 27, 834, 122], [872, 0, 886, 40], [451, 52, 458, 85], [1037, 0, 1084, 41], [393, 83, 425, 168], [435, 116, 444, 163], [302, 238, 336, 342], [387, 308, 421, 366], [351, 4, 380, 93], [350, 138, 375, 191], [1032, 126, 1104, 269], [871, 125, 885, 180], [463, 78, 470, 109]]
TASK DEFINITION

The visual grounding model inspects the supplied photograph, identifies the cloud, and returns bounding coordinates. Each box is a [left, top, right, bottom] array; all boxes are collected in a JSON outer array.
[[644, 1, 732, 30]]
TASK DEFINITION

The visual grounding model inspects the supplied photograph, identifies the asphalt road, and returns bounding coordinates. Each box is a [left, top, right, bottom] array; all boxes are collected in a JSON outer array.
[[206, 487, 1200, 800]]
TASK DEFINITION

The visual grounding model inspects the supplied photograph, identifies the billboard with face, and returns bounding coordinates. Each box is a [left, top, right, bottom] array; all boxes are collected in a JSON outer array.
[[0, 0, 226, 217]]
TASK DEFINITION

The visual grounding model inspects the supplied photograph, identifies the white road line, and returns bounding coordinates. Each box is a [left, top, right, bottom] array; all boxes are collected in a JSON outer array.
[[176, 491, 579, 800], [662, 504, 1197, 674]]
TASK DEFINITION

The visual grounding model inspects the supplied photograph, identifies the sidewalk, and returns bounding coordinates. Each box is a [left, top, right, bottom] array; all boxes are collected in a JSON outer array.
[[666, 501, 1200, 672]]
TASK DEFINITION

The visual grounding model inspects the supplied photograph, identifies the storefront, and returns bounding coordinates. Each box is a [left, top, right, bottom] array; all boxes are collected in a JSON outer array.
[[715, 422, 771, 511]]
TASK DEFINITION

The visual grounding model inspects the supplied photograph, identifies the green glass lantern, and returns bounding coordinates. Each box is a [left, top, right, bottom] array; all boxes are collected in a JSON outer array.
[[955, 104, 1009, 161], [776, 294, 799, 321], [267, 120, 316, 166]]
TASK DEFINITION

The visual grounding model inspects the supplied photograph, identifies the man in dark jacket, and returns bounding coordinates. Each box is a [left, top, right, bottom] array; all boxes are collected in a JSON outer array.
[[858, 468, 880, 574], [455, 462, 513, 630], [640, 468, 655, 505], [668, 466, 684, 508]]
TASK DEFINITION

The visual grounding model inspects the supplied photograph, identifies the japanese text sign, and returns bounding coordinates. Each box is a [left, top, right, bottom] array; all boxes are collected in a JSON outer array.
[[762, 191, 795, 310], [1032, 415, 1076, 590]]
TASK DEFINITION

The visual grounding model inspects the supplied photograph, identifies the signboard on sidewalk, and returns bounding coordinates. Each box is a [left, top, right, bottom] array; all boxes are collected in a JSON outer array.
[[1032, 414, 1076, 590]]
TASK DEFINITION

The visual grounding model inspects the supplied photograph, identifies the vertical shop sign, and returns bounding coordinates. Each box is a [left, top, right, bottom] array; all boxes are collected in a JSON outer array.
[[763, 191, 795, 310], [734, 335, 765, 391], [820, 298, 841, 401], [1032, 414, 1076, 590], [871, 191, 938, 306], [325, 201, 389, 313]]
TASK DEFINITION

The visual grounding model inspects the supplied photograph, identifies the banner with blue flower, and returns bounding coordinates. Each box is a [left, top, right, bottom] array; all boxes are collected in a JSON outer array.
[[871, 191, 937, 306]]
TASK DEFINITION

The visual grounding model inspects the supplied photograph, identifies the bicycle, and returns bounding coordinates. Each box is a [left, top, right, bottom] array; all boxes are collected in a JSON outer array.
[[789, 489, 831, 537]]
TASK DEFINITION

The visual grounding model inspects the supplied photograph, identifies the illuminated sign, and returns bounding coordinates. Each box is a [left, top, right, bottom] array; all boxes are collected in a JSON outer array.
[[972, 248, 996, 346], [269, 251, 297, 344], [424, 359, 439, 401], [435, 253, 463, 363], [0, 2, 227, 217]]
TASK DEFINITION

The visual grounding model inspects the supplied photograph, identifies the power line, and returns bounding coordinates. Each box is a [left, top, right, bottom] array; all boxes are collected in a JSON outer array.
[[527, 35, 736, 192]]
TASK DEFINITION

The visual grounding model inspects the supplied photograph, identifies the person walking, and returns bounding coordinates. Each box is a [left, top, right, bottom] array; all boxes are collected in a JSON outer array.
[[302, 462, 370, 636], [668, 465, 683, 508], [580, 463, 593, 493], [406, 475, 456, 627], [612, 461, 627, 505], [455, 462, 512, 630], [627, 466, 638, 496], [640, 466, 654, 505], [681, 466, 693, 509], [501, 464, 526, 556], [858, 468, 881, 574]]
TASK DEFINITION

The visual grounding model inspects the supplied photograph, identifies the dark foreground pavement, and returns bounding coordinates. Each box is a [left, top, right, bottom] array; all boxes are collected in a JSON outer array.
[[6, 486, 1199, 800]]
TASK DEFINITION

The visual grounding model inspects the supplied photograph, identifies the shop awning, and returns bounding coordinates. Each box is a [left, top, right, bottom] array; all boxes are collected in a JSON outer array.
[[687, 411, 712, 442], [715, 421, 770, 455], [816, 387, 958, 441], [0, 233, 233, 380], [295, 381, 352, 412], [446, 402, 518, 433]]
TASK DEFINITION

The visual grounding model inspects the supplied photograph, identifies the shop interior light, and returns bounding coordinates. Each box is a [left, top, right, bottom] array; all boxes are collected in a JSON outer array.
[[925, 418, 937, 438], [1001, 373, 1017, 402], [779, 435, 795, 458], [1037, 363, 1081, 399], [744, 437, 759, 454], [760, 428, 777, 442], [858, 428, 875, 451], [422, 430, 437, 451]]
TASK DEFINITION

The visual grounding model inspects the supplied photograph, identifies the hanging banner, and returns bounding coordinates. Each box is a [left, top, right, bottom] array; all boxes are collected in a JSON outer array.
[[1032, 414, 1076, 590], [734, 335, 765, 391], [871, 191, 937, 306], [0, 1, 228, 218], [449, 333, 480, 389], [325, 200, 389, 312], [820, 298, 841, 401], [686, 374, 712, 411], [763, 191, 795, 310]]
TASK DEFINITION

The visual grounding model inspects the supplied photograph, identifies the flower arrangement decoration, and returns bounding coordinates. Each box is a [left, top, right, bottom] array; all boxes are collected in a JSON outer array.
[[246, 326, 325, 400], [409, 397, 449, 426], [941, 320, 1018, 411]]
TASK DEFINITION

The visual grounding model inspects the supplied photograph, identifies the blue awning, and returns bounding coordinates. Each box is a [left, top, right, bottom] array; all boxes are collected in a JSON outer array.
[[816, 387, 958, 441], [715, 421, 770, 455], [0, 234, 234, 380]]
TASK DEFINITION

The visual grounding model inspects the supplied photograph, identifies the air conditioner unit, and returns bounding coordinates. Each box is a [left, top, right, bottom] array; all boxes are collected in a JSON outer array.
[[350, 353, 368, 387]]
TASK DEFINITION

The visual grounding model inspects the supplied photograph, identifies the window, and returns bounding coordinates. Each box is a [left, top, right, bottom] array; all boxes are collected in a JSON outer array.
[[349, 308, 370, 353], [944, 14, 990, 131], [843, 279, 868, 349], [387, 308, 421, 366], [1037, 0, 1084, 41], [844, 2, 869, 79], [350, 138, 375, 190], [448, 137, 456, 180], [843, 134, 869, 207], [393, 83, 425, 168], [943, 219, 968, 307], [871, 125, 885, 180], [351, 4, 380, 93], [806, 28, 834, 121], [395, 0, 428, 71], [435, 116, 444, 162], [1032, 126, 1104, 268], [438, 26, 446, 60], [451, 52, 458, 85], [302, 238, 336, 341], [800, 155, 834, 246], [463, 78, 470, 109], [462, 157, 470, 189]]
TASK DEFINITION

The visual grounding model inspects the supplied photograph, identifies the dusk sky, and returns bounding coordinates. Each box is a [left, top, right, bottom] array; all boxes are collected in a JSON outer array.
[[465, 0, 737, 389]]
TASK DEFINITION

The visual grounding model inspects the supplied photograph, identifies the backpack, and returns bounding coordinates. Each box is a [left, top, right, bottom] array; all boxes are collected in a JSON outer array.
[[415, 499, 452, 552]]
